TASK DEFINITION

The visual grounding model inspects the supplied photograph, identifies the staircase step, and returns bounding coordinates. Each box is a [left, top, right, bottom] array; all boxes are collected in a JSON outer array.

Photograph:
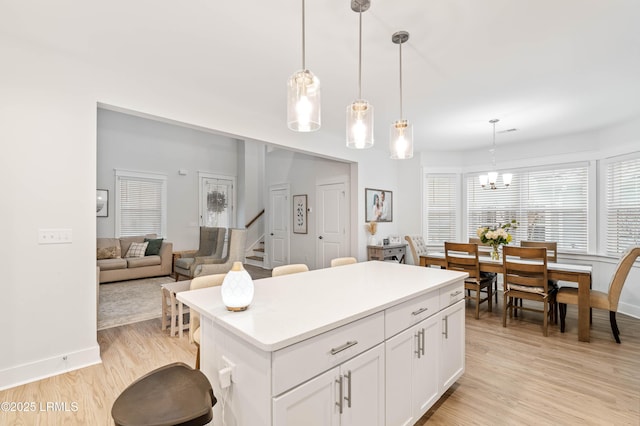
[[254, 247, 265, 253], [247, 255, 264, 262]]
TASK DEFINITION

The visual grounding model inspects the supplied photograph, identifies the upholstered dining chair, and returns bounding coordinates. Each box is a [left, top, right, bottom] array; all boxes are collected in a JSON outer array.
[[174, 227, 226, 280], [502, 246, 557, 336], [558, 246, 640, 343], [272, 263, 309, 277], [193, 228, 248, 278], [330, 257, 357, 267], [445, 242, 496, 319], [189, 273, 226, 368], [404, 235, 429, 266]]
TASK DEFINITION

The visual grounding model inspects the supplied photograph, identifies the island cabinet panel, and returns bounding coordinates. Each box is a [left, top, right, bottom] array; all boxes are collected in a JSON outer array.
[[272, 312, 385, 396], [274, 343, 385, 426]]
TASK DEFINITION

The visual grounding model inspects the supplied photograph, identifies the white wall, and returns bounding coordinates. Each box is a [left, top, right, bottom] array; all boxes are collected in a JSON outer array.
[[97, 108, 239, 250]]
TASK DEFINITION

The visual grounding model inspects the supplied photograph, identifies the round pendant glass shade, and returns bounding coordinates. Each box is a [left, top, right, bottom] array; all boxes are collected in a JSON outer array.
[[389, 120, 413, 159], [346, 100, 374, 149], [287, 70, 321, 132], [220, 262, 254, 311]]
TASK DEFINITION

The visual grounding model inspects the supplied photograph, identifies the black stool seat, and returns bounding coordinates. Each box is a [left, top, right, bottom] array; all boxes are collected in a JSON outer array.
[[112, 362, 216, 426]]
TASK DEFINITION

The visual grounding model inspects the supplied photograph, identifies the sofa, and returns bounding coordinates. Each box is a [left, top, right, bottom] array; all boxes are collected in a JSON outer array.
[[97, 234, 173, 283]]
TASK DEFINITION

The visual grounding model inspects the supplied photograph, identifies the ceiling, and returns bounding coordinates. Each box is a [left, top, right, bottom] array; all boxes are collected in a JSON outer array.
[[3, 0, 640, 153]]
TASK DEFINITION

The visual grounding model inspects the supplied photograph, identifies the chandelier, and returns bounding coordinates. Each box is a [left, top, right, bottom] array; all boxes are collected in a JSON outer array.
[[479, 119, 512, 189]]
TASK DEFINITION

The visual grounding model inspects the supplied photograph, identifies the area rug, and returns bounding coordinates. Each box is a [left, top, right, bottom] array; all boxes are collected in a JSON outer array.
[[98, 276, 176, 330]]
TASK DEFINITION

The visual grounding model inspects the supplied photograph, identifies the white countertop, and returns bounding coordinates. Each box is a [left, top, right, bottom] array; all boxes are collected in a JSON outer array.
[[178, 261, 467, 352]]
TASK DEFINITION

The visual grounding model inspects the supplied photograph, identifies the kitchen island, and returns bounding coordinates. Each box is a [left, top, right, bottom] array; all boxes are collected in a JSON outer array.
[[178, 261, 468, 426]]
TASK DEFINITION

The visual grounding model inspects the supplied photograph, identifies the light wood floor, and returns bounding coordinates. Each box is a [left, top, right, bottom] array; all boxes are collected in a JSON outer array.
[[1, 295, 638, 425]]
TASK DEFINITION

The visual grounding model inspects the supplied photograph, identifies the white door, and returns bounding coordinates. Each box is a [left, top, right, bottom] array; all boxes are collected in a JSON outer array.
[[341, 344, 385, 426], [272, 367, 340, 426], [199, 174, 235, 228], [440, 300, 466, 391], [316, 182, 348, 269], [269, 185, 290, 269]]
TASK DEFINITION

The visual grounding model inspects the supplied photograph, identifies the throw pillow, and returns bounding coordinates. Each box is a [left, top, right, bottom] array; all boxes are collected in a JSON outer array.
[[125, 241, 149, 258], [144, 238, 164, 256], [97, 246, 117, 260]]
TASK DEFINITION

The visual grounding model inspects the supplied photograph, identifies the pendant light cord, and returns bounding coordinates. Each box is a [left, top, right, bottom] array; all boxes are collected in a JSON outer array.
[[302, 0, 306, 70], [491, 120, 497, 168], [399, 40, 403, 120], [358, 6, 363, 99]]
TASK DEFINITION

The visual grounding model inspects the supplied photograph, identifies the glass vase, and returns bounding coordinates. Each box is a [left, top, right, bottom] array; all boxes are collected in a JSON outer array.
[[490, 245, 500, 260]]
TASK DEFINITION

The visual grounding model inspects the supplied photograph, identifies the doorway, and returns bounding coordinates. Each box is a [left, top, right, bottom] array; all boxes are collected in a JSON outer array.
[[267, 184, 290, 269], [316, 179, 349, 269]]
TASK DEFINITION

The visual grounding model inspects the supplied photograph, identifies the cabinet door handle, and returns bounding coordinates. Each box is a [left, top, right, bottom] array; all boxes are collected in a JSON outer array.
[[344, 370, 352, 408], [443, 316, 449, 339], [335, 375, 343, 414], [411, 307, 429, 316], [421, 328, 425, 356], [414, 331, 421, 358], [330, 340, 358, 355]]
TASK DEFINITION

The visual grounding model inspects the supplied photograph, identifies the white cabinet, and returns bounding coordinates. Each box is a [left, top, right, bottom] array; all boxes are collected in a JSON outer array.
[[439, 300, 465, 391], [273, 343, 385, 426], [385, 314, 439, 426]]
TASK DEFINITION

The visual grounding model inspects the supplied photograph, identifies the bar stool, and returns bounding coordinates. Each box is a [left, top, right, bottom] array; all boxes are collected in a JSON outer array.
[[112, 362, 216, 426]]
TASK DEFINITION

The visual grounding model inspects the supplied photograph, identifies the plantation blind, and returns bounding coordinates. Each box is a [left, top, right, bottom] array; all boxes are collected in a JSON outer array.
[[115, 170, 167, 237], [424, 174, 458, 245], [606, 155, 640, 255], [467, 163, 589, 253]]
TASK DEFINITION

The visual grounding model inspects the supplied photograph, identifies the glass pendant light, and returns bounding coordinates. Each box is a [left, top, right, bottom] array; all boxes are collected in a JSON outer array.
[[390, 31, 413, 159], [346, 0, 374, 149], [287, 0, 321, 132]]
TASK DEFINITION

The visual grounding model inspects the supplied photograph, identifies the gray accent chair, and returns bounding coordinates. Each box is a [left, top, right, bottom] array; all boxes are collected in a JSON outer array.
[[193, 228, 248, 278], [174, 227, 226, 281]]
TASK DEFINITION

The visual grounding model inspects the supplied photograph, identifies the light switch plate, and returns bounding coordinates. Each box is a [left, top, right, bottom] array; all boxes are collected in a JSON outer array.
[[38, 228, 72, 244]]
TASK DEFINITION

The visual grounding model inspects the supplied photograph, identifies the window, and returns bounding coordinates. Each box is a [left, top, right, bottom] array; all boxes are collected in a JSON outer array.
[[605, 154, 640, 256], [424, 174, 458, 245], [466, 163, 589, 253], [115, 170, 167, 237]]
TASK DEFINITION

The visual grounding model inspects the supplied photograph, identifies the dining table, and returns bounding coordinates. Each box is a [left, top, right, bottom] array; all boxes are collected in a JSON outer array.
[[420, 252, 593, 342]]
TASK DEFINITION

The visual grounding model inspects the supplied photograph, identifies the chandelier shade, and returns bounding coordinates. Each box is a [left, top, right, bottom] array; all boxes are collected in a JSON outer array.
[[287, 0, 321, 132], [346, 0, 374, 149], [389, 30, 413, 159]]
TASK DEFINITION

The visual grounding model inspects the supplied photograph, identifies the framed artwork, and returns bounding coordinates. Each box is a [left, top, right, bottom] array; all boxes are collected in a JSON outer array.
[[293, 194, 308, 234], [365, 188, 392, 222], [97, 189, 108, 217]]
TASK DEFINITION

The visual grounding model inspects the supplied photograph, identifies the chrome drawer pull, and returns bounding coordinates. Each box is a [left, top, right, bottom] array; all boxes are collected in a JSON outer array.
[[414, 332, 421, 358], [330, 340, 358, 355], [411, 307, 429, 316], [335, 375, 343, 413], [344, 370, 352, 408]]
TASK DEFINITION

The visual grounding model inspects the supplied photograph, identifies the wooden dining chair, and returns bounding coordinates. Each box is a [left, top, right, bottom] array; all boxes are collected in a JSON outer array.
[[445, 242, 496, 319], [521, 241, 557, 262], [469, 237, 498, 303], [557, 246, 640, 343], [272, 263, 309, 277], [502, 246, 557, 336]]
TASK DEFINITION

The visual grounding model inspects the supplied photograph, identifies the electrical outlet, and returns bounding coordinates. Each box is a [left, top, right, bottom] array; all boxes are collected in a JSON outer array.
[[221, 355, 236, 382], [38, 228, 73, 244]]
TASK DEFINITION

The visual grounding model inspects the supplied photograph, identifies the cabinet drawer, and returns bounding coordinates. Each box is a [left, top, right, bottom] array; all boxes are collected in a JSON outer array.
[[272, 311, 384, 396], [383, 247, 404, 256], [385, 291, 439, 338], [439, 281, 465, 309]]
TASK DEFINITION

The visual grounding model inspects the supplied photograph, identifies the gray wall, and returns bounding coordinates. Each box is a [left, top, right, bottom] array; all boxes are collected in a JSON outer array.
[[97, 108, 239, 250]]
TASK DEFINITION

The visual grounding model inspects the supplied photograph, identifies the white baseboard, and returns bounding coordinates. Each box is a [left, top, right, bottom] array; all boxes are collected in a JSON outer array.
[[618, 301, 640, 319], [0, 344, 102, 391]]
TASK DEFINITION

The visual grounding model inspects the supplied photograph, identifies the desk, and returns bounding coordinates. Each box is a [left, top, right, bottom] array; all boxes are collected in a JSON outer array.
[[420, 253, 593, 342], [367, 243, 407, 263]]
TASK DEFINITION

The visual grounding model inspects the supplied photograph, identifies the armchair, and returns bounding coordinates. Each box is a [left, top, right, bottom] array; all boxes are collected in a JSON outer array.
[[174, 227, 226, 281], [193, 228, 248, 277], [404, 235, 428, 265]]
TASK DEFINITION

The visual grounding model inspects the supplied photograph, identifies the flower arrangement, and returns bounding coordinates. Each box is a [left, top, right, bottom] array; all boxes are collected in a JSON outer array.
[[476, 220, 518, 260], [366, 221, 378, 245]]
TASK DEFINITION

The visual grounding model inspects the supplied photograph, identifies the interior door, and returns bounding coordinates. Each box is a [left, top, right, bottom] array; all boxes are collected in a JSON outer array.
[[316, 182, 348, 269], [200, 175, 235, 228], [269, 185, 290, 268]]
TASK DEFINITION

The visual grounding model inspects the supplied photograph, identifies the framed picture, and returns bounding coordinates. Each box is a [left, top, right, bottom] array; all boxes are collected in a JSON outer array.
[[97, 189, 108, 217], [365, 188, 392, 222], [293, 194, 308, 234]]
